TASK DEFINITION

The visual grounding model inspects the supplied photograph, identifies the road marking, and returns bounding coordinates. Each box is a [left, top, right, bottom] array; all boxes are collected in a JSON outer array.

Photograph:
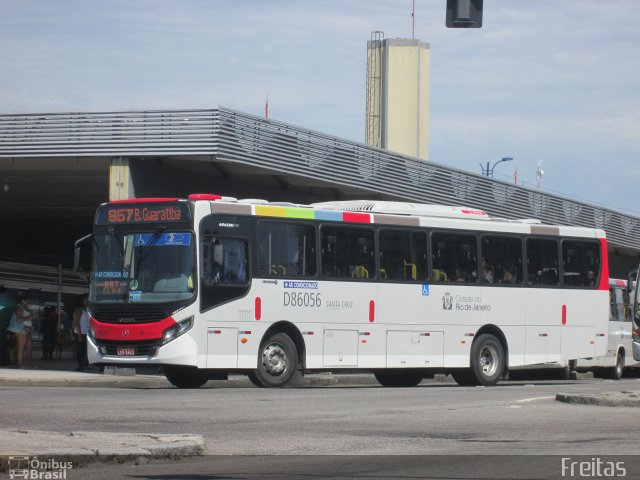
[[516, 396, 555, 404]]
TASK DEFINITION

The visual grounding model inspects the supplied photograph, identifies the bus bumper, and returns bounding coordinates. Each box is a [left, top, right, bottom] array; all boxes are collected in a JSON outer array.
[[87, 332, 198, 367]]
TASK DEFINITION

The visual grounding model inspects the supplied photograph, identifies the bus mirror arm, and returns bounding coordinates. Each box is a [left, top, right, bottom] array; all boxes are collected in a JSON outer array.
[[74, 233, 93, 273]]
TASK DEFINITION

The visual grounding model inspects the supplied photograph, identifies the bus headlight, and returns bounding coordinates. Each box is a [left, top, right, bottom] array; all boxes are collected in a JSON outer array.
[[162, 316, 194, 345]]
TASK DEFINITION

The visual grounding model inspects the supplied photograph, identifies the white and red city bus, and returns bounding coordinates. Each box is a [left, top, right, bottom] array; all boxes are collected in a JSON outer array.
[[630, 268, 640, 361], [83, 194, 609, 388], [576, 278, 640, 378]]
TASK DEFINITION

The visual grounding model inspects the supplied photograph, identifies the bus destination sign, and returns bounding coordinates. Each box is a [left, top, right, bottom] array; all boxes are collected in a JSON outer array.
[[96, 203, 190, 225]]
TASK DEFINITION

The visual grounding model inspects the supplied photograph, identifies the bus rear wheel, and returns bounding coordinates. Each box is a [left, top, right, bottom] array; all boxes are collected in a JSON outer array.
[[164, 366, 209, 389], [374, 370, 423, 387], [469, 334, 505, 386], [252, 332, 298, 388], [610, 351, 624, 380]]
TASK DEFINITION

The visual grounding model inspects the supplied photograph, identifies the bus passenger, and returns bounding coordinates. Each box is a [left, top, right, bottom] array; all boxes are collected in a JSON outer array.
[[482, 261, 494, 283], [585, 270, 596, 287], [502, 268, 516, 284]]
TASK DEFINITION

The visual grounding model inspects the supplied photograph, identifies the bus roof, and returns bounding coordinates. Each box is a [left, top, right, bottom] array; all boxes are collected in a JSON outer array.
[[109, 194, 606, 239]]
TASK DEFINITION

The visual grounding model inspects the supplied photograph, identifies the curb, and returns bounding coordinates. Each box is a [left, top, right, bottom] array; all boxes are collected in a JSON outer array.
[[0, 430, 205, 471], [0, 371, 458, 388], [555, 390, 640, 407]]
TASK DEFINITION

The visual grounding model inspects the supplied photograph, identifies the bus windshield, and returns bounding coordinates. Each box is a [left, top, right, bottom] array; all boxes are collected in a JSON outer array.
[[90, 230, 195, 304]]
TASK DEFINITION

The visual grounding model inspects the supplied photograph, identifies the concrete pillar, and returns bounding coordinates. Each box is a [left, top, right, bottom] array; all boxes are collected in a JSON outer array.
[[109, 157, 136, 200], [366, 38, 430, 161]]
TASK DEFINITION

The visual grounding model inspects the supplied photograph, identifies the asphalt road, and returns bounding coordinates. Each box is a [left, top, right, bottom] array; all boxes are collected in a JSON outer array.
[[4, 376, 640, 478]]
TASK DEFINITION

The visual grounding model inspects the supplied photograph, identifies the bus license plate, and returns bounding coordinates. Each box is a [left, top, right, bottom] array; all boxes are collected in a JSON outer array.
[[117, 346, 135, 356]]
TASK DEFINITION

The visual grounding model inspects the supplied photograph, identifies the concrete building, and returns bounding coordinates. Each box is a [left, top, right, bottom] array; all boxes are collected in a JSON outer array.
[[366, 35, 430, 160]]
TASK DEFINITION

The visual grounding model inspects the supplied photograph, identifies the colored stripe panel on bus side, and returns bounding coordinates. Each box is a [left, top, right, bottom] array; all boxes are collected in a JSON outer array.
[[255, 205, 287, 218], [314, 210, 343, 222], [342, 212, 372, 223], [284, 207, 315, 219], [251, 204, 374, 224]]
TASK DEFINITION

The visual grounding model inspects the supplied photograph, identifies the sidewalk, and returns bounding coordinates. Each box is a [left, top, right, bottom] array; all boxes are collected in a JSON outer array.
[[0, 348, 172, 388]]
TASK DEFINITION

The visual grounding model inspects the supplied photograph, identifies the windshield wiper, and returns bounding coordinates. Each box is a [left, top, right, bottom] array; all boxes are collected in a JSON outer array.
[[135, 225, 166, 271], [108, 226, 125, 258]]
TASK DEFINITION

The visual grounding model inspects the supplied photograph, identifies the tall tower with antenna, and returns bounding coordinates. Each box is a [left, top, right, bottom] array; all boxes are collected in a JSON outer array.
[[536, 160, 544, 189], [365, 33, 430, 160]]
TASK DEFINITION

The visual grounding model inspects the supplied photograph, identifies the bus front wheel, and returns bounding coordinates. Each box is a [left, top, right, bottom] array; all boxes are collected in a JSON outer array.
[[164, 366, 209, 389], [252, 332, 299, 388], [469, 334, 505, 386]]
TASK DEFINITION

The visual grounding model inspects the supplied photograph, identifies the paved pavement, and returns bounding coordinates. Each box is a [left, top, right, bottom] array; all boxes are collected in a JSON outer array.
[[1, 349, 639, 469], [0, 349, 378, 469]]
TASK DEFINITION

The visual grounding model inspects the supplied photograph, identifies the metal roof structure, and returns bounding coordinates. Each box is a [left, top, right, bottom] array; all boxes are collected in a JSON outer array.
[[1, 106, 638, 255]]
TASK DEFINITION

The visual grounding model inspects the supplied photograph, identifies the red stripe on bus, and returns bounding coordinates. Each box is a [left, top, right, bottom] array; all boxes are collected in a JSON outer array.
[[562, 305, 567, 325], [90, 317, 176, 341], [343, 212, 371, 223], [369, 300, 375, 322], [109, 198, 179, 204], [255, 297, 262, 320], [188, 193, 222, 201], [598, 238, 609, 291]]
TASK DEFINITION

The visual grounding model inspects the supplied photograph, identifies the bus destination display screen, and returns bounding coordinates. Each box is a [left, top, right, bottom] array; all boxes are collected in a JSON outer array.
[[94, 279, 129, 298], [96, 203, 190, 225]]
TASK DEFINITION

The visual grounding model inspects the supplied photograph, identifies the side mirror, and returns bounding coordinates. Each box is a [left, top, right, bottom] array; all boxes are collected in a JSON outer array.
[[74, 234, 93, 272]]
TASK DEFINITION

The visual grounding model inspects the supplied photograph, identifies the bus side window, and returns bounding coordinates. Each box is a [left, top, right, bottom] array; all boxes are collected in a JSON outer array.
[[431, 232, 477, 283], [321, 226, 374, 280], [561, 240, 600, 288], [203, 238, 248, 285], [622, 289, 630, 321], [379, 229, 428, 283], [526, 238, 559, 286], [611, 287, 626, 321], [258, 221, 317, 278], [480, 236, 522, 285]]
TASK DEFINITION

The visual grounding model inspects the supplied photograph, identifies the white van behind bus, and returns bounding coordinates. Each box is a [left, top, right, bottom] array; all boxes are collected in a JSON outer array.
[[576, 278, 639, 379]]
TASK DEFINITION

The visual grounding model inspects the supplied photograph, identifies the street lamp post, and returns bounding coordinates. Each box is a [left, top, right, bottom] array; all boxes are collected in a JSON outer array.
[[479, 157, 514, 177]]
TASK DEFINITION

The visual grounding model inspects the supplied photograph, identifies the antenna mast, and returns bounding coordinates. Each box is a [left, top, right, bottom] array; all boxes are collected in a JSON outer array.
[[412, 0, 415, 39]]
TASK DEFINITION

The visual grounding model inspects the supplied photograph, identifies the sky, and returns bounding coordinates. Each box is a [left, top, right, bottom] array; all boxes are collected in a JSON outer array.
[[1, 0, 639, 215]]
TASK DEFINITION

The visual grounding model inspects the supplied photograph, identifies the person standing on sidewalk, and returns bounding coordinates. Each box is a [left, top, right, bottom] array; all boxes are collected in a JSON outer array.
[[73, 293, 90, 371], [0, 285, 14, 366], [15, 292, 35, 369]]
